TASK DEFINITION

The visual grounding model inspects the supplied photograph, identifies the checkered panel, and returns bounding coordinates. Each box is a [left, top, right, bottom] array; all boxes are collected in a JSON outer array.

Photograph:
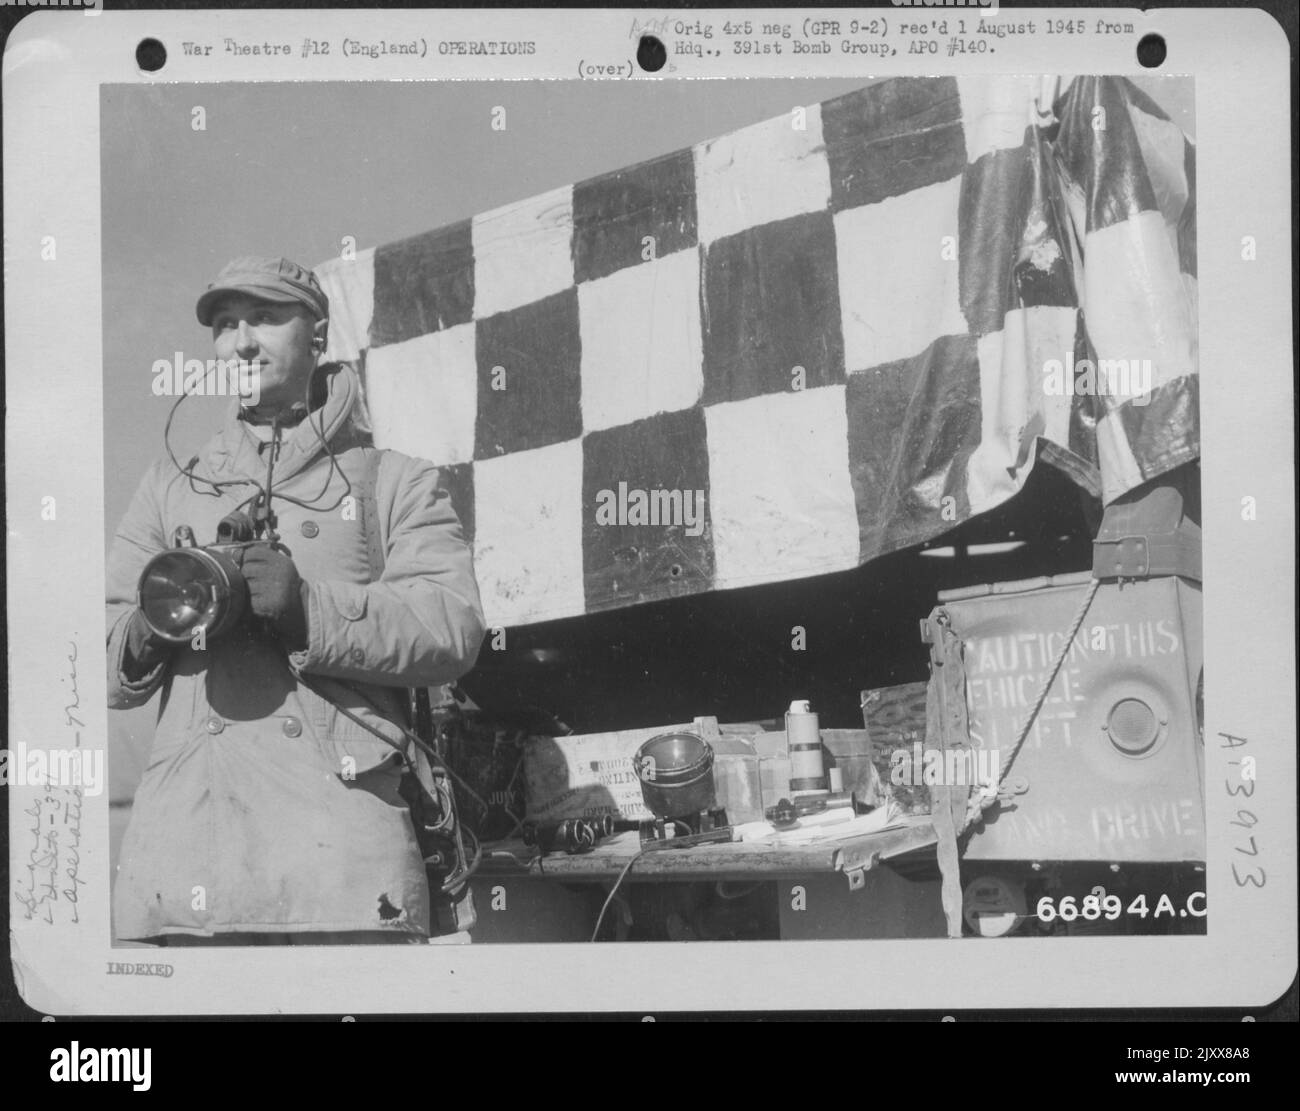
[[472, 186, 574, 318], [1056, 77, 1160, 234], [1113, 372, 1200, 482], [706, 385, 859, 589], [1055, 77, 1199, 497], [370, 222, 474, 346], [823, 77, 965, 210], [1081, 212, 1196, 391], [1011, 306, 1087, 456], [434, 462, 476, 547], [835, 177, 966, 371], [694, 102, 831, 244], [313, 75, 1197, 626], [472, 439, 585, 626], [474, 289, 582, 458], [581, 406, 713, 611], [573, 147, 698, 283], [846, 335, 982, 560], [578, 248, 703, 433], [957, 144, 1033, 338], [365, 323, 477, 466], [316, 247, 375, 364], [702, 211, 844, 405], [1001, 133, 1076, 313], [956, 75, 1041, 161]]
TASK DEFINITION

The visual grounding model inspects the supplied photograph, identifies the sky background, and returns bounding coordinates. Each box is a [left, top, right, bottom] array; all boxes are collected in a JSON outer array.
[[100, 77, 1193, 796]]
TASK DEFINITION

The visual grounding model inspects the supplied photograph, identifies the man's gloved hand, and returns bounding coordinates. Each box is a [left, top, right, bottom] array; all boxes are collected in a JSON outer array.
[[124, 608, 175, 676], [240, 544, 310, 650]]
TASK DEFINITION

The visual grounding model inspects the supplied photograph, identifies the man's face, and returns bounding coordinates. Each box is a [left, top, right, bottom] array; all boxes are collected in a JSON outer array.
[[209, 294, 325, 415]]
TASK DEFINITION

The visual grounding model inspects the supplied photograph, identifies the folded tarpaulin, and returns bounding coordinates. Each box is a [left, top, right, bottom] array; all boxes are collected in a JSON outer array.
[[316, 75, 1197, 628]]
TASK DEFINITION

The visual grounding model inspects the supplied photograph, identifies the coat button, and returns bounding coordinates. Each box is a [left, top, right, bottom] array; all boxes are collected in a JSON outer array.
[[205, 717, 224, 735], [349, 647, 365, 664], [300, 521, 320, 538], [282, 717, 303, 738]]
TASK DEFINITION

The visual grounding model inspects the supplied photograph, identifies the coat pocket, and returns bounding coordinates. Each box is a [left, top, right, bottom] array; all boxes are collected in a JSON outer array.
[[307, 681, 409, 778]]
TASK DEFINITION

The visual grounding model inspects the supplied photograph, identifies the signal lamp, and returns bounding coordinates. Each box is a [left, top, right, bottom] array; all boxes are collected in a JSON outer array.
[[138, 536, 249, 644]]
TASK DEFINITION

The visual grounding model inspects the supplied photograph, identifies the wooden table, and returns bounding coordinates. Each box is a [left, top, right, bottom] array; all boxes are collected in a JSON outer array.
[[477, 815, 938, 882], [464, 815, 946, 942]]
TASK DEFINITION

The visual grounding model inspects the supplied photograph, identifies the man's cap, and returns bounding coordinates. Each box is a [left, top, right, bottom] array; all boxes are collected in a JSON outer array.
[[195, 256, 329, 326]]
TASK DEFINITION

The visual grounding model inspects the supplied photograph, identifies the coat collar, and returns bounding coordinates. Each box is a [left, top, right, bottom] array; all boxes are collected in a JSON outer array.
[[202, 363, 366, 485]]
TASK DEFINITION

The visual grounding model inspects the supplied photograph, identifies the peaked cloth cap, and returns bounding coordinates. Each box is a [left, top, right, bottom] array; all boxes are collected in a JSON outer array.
[[196, 256, 330, 325]]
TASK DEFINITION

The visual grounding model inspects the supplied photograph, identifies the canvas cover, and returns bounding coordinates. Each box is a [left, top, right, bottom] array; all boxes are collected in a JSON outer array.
[[317, 75, 1198, 628]]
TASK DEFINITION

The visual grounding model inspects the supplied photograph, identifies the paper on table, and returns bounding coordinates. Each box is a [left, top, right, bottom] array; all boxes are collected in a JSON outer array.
[[737, 799, 907, 844]]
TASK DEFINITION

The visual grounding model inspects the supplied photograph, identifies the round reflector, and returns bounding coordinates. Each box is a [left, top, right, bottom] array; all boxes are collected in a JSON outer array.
[[1106, 697, 1160, 755], [962, 874, 1027, 938], [138, 547, 246, 643]]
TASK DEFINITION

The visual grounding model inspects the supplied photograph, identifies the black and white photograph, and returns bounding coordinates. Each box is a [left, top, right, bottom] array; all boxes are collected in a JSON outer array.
[[98, 70, 1203, 947], [2, 5, 1293, 1027]]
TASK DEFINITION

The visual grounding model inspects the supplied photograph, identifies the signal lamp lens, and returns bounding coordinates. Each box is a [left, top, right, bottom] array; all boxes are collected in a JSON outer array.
[[138, 548, 246, 643]]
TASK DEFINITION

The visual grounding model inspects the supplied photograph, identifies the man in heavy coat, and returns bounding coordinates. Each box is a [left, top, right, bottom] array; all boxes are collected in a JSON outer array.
[[107, 256, 486, 944]]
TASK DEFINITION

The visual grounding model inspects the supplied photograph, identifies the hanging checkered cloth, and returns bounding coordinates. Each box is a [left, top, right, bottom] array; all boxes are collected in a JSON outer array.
[[317, 75, 1196, 628]]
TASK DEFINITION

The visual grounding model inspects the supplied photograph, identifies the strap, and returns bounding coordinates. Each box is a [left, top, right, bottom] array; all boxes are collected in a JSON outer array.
[[920, 609, 972, 939]]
